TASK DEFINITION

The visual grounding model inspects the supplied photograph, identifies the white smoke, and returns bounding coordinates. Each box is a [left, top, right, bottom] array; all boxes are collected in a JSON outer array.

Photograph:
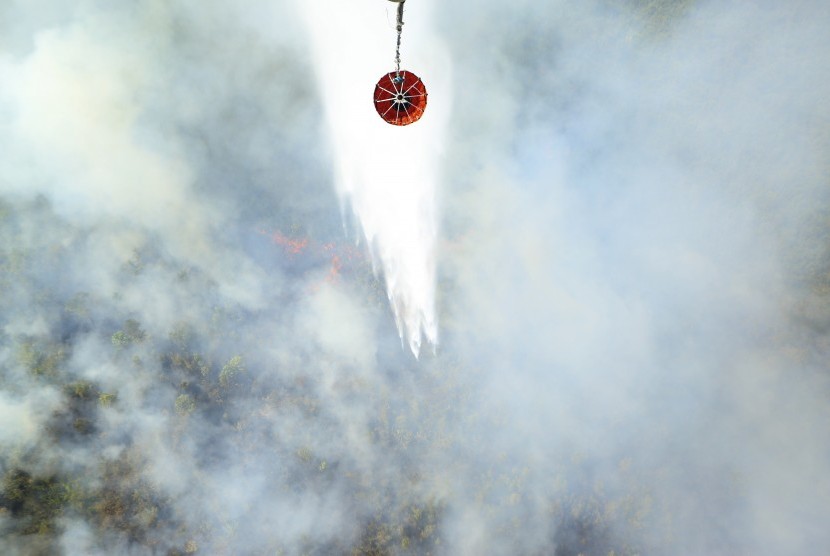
[[2, 1, 830, 554], [297, 0, 451, 356]]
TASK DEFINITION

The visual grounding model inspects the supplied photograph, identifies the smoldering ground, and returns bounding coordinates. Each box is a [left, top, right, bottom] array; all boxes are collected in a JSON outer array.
[[1, 0, 830, 555]]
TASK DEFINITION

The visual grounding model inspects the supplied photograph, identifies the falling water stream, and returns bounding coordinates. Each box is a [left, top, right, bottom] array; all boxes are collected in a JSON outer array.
[[298, 0, 449, 356]]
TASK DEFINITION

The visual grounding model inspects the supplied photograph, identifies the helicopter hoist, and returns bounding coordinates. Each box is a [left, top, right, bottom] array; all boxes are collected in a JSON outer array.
[[373, 0, 427, 126]]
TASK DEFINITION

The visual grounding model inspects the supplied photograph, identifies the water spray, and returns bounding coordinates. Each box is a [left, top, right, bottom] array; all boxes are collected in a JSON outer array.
[[299, 0, 445, 357]]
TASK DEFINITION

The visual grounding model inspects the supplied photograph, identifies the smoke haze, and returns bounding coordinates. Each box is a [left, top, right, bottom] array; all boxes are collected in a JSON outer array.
[[1, 1, 829, 555]]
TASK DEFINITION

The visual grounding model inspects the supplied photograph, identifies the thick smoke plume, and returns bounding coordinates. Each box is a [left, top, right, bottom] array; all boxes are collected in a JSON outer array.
[[1, 1, 830, 555]]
